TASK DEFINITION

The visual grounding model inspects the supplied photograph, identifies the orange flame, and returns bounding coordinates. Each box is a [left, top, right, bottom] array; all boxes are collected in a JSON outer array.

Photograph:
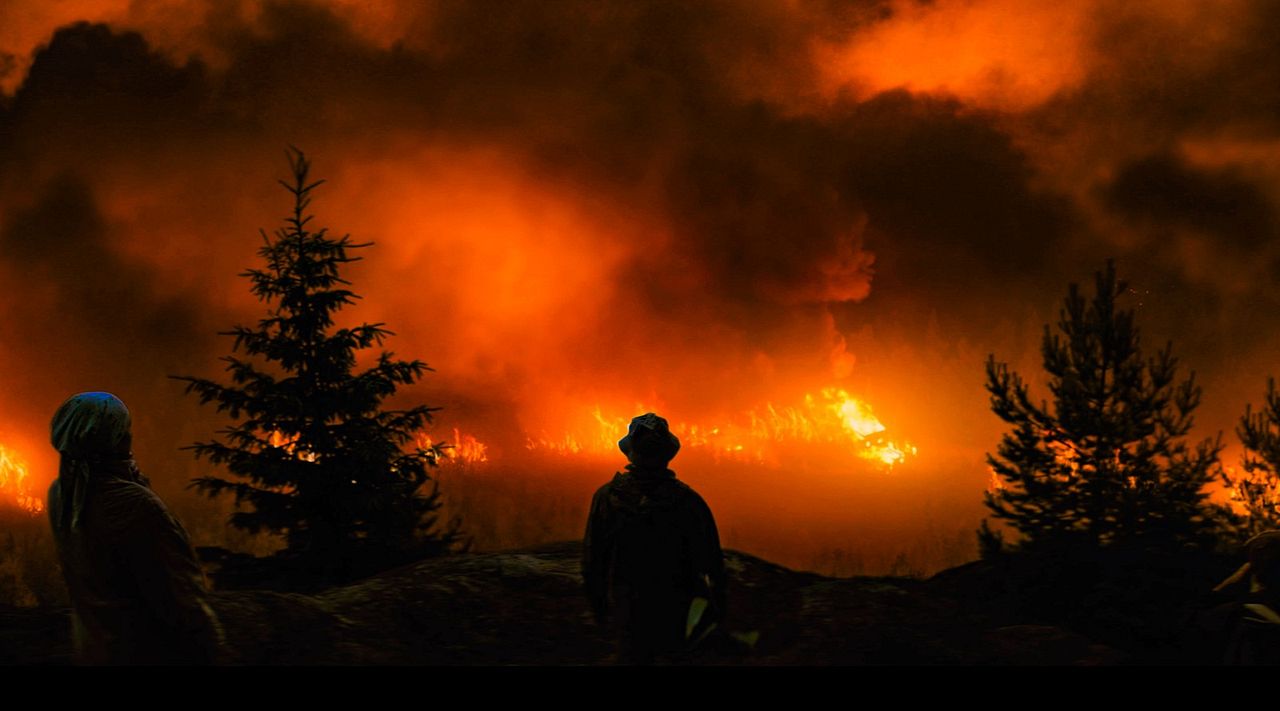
[[267, 430, 318, 463], [418, 428, 490, 464], [524, 388, 916, 470], [0, 444, 44, 514], [264, 428, 493, 469], [986, 467, 1005, 493]]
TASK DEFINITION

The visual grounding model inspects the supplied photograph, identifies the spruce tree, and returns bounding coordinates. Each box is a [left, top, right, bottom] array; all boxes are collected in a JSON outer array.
[[175, 148, 458, 580], [983, 261, 1221, 552], [1229, 379, 1280, 537]]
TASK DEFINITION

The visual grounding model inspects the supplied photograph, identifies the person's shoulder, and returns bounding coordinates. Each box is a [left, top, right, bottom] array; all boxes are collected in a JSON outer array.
[[63, 477, 170, 542], [97, 478, 173, 524], [591, 472, 627, 499], [667, 475, 702, 497], [669, 477, 714, 512]]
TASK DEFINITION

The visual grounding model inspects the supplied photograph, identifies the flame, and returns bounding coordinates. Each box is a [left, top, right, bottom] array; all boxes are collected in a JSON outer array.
[[262, 427, 493, 470], [835, 396, 885, 439], [447, 429, 490, 464], [523, 388, 916, 470], [986, 467, 1005, 493], [0, 444, 44, 514], [418, 428, 490, 464], [267, 430, 318, 463]]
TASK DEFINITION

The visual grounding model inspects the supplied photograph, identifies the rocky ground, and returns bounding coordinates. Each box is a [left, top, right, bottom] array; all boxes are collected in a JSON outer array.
[[0, 541, 1210, 665]]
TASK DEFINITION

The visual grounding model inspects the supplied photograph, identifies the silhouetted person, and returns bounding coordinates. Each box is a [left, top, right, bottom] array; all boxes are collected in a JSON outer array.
[[48, 392, 223, 664], [582, 412, 726, 663], [1208, 530, 1280, 664]]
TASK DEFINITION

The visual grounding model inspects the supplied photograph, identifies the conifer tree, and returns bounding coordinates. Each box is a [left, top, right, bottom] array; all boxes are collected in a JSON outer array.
[[983, 261, 1221, 552], [1229, 379, 1280, 537], [175, 149, 458, 579]]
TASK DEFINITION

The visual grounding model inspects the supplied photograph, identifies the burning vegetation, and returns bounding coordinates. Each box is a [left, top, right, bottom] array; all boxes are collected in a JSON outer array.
[[517, 389, 914, 469], [0, 446, 42, 516]]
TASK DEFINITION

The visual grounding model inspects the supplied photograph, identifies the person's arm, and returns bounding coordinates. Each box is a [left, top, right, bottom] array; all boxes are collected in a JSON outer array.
[[122, 490, 224, 664], [582, 487, 612, 623], [1214, 562, 1252, 596], [691, 494, 728, 619]]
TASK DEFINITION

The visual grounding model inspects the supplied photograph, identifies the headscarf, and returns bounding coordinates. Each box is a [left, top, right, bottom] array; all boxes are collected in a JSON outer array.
[[618, 412, 681, 469], [49, 392, 139, 534]]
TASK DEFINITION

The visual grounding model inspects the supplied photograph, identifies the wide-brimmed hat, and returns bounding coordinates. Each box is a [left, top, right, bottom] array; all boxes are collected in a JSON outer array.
[[618, 412, 680, 465]]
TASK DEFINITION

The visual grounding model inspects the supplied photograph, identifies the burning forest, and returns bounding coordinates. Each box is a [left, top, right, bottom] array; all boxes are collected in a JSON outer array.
[[2, 0, 1280, 666]]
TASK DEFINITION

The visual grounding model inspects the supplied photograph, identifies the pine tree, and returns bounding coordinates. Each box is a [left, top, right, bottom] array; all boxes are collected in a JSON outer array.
[[1228, 379, 1280, 537], [983, 261, 1221, 552], [175, 148, 459, 581]]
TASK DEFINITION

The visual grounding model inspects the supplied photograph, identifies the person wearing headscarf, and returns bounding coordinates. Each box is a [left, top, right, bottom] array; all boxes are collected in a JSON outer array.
[[48, 392, 223, 664], [582, 412, 727, 663]]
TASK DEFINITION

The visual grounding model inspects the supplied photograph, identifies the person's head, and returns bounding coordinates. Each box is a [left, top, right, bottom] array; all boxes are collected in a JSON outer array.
[[49, 392, 135, 535], [618, 412, 680, 469], [51, 392, 133, 459]]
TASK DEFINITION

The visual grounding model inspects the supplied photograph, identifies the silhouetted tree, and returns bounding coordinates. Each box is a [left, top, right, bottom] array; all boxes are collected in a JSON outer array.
[[1228, 379, 1280, 537], [983, 261, 1221, 553], [174, 148, 459, 581]]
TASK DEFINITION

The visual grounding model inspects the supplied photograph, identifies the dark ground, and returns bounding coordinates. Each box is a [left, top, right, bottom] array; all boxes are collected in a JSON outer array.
[[0, 541, 1242, 665]]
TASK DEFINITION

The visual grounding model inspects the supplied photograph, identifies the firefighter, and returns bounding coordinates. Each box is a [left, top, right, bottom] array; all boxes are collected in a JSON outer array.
[[582, 412, 727, 663]]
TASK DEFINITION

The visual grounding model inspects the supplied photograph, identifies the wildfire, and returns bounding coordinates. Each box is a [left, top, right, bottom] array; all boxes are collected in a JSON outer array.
[[0, 444, 44, 514], [271, 391, 915, 472], [266, 428, 491, 466], [418, 428, 490, 464], [525, 389, 917, 470]]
